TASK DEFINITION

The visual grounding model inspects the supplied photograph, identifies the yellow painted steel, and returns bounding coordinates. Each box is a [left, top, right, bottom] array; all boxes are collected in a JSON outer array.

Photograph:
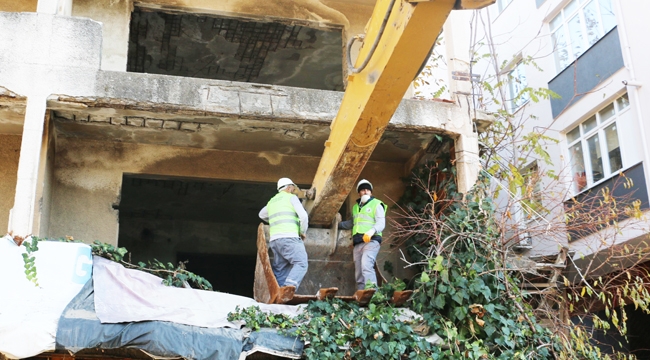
[[305, 0, 457, 225]]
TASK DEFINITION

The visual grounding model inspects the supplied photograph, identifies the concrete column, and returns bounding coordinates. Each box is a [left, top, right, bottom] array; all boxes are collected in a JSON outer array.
[[455, 132, 480, 194], [8, 97, 47, 236], [444, 11, 474, 103], [36, 0, 72, 15]]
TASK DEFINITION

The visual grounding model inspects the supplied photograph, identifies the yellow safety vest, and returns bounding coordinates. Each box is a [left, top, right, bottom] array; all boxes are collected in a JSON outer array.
[[352, 198, 386, 235], [268, 192, 300, 237]]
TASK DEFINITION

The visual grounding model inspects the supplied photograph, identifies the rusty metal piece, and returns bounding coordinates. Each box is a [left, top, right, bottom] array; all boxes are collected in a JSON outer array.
[[316, 287, 339, 300], [277, 286, 296, 303], [253, 223, 282, 304], [329, 213, 341, 256], [304, 187, 316, 200], [390, 290, 414, 307], [353, 289, 376, 306]]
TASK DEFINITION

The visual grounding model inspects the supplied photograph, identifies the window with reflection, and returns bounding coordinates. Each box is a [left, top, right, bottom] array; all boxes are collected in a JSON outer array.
[[507, 62, 529, 112], [566, 93, 629, 193], [549, 0, 616, 72]]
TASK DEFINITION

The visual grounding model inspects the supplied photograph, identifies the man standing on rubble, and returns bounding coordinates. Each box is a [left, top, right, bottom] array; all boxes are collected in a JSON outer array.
[[339, 179, 387, 290], [259, 177, 309, 294]]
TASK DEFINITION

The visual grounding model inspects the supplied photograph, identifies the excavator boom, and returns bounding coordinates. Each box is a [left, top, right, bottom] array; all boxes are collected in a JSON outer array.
[[305, 0, 495, 225], [255, 0, 495, 304]]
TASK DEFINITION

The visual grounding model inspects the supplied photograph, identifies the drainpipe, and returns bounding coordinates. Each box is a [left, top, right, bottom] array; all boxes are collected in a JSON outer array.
[[613, 0, 650, 186]]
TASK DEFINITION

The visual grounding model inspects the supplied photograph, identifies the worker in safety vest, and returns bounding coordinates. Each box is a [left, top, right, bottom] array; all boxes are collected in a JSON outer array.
[[259, 177, 309, 292], [339, 179, 387, 290]]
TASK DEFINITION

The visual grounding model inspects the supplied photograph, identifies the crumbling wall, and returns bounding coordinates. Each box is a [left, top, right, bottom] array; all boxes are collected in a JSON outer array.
[[72, 0, 373, 74]]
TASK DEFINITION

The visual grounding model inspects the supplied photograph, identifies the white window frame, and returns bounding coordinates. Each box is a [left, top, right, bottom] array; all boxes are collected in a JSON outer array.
[[549, 0, 617, 73], [507, 62, 529, 112], [565, 93, 630, 194]]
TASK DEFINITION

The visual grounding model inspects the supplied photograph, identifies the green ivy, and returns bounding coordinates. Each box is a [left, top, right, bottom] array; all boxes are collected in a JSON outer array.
[[399, 166, 554, 359], [229, 282, 432, 360], [21, 237, 40, 287]]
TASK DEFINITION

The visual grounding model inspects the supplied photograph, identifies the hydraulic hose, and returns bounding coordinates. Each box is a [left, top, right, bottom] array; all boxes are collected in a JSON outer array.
[[346, 0, 398, 74]]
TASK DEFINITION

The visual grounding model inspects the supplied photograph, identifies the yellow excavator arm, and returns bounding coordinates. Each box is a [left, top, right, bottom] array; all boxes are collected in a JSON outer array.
[[255, 0, 495, 305], [305, 0, 495, 225]]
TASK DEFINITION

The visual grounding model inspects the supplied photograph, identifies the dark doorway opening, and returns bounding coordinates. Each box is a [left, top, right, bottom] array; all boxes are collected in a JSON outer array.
[[127, 7, 344, 91], [117, 174, 278, 297]]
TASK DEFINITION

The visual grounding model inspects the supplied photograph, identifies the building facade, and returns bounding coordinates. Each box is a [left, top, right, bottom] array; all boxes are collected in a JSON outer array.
[[466, 0, 650, 354]]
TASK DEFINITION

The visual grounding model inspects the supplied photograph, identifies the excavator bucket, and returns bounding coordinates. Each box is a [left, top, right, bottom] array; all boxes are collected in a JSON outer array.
[[253, 222, 412, 306]]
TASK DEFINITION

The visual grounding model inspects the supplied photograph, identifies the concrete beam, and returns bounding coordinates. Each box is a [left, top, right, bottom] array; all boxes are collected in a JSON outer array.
[[455, 132, 480, 194], [45, 73, 492, 133]]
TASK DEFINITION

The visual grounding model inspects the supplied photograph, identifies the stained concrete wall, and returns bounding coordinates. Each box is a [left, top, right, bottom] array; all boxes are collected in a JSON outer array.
[[37, 119, 56, 237], [0, 0, 37, 12], [47, 137, 321, 243], [0, 135, 20, 230], [72, 0, 131, 71], [47, 136, 412, 280], [72, 0, 373, 73]]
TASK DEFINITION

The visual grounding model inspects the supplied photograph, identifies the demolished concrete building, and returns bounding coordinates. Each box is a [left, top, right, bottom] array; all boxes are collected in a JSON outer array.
[[0, 0, 489, 299]]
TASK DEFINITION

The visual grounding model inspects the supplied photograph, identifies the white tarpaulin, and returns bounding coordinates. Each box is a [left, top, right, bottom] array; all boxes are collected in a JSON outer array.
[[93, 257, 303, 328], [0, 237, 92, 359]]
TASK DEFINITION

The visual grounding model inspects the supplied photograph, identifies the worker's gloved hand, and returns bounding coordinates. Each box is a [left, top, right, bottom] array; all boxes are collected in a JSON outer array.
[[300, 233, 306, 241], [363, 228, 376, 243]]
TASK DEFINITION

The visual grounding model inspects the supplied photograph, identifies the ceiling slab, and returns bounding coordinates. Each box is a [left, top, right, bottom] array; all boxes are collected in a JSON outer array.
[[127, 8, 344, 91], [51, 109, 435, 162]]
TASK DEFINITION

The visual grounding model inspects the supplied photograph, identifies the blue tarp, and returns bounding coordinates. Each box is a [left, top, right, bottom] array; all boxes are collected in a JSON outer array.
[[55, 280, 303, 359]]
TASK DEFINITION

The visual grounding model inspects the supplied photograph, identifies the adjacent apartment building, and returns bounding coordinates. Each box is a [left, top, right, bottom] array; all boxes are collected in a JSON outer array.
[[465, 0, 650, 354], [480, 0, 650, 266]]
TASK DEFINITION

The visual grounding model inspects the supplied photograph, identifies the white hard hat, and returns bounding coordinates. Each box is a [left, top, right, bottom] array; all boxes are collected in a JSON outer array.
[[357, 179, 373, 192], [277, 177, 296, 191]]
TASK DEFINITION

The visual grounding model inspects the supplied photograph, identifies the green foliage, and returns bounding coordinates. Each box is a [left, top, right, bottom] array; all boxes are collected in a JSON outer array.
[[397, 159, 460, 265], [227, 305, 295, 331], [21, 236, 212, 291], [229, 282, 432, 360], [21, 237, 40, 287], [399, 171, 554, 359]]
